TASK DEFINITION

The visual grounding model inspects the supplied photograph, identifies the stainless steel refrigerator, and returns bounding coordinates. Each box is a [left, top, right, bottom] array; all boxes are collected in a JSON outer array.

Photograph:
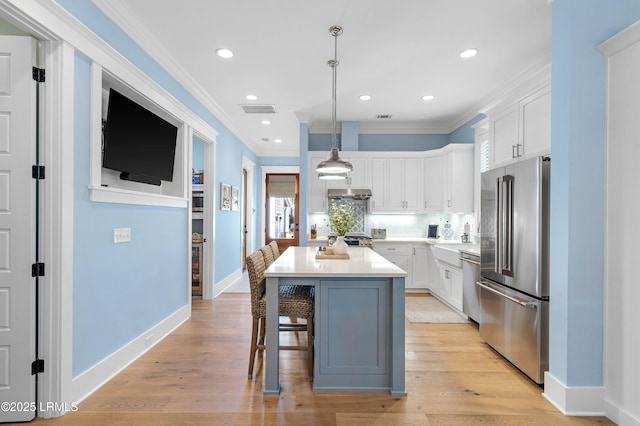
[[478, 156, 550, 384]]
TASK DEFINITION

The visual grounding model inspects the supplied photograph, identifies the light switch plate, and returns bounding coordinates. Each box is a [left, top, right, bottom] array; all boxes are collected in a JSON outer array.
[[113, 228, 131, 243]]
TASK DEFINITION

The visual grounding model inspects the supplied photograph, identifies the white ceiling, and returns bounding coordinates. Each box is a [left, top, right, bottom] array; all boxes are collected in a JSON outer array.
[[95, 0, 552, 157]]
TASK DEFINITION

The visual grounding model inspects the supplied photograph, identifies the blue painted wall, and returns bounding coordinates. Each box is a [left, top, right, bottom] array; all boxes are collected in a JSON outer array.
[[192, 137, 204, 172], [72, 52, 187, 376], [57, 0, 259, 375], [549, 0, 640, 387], [308, 114, 483, 152]]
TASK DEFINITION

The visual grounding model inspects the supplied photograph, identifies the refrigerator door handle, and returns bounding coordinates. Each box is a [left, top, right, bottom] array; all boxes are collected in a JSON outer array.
[[476, 281, 537, 311], [495, 177, 501, 274], [502, 175, 514, 277]]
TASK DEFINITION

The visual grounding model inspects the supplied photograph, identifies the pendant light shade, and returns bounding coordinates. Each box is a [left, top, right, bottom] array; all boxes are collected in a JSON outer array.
[[316, 148, 352, 175], [316, 25, 352, 179]]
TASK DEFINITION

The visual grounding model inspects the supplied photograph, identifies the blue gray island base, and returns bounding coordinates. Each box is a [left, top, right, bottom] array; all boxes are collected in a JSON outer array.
[[264, 275, 406, 396]]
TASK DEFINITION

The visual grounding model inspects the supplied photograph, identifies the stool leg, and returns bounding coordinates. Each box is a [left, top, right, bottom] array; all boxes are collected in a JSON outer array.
[[248, 316, 259, 379], [258, 317, 266, 358]]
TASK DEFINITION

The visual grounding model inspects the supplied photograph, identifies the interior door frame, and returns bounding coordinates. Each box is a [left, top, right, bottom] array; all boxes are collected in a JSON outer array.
[[242, 156, 255, 267], [261, 166, 299, 248]]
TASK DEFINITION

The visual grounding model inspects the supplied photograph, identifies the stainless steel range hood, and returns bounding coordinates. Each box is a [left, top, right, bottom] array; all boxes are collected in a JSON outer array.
[[327, 188, 372, 200]]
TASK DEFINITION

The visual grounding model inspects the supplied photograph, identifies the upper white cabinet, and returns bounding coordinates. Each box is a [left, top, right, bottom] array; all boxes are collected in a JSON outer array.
[[308, 155, 328, 213], [326, 156, 370, 190], [307, 145, 474, 215], [370, 157, 388, 212], [519, 88, 551, 159], [308, 154, 371, 212], [489, 85, 551, 169], [423, 155, 444, 212], [388, 157, 422, 212], [442, 144, 474, 213]]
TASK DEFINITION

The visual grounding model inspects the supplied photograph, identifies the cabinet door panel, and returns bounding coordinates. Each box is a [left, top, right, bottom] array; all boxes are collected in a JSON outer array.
[[387, 158, 405, 211], [424, 156, 443, 211], [370, 158, 387, 212], [403, 158, 422, 211], [520, 89, 551, 158], [491, 106, 518, 168], [308, 157, 327, 212]]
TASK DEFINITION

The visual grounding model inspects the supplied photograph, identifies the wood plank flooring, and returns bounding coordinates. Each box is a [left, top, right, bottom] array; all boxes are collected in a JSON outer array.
[[32, 293, 613, 425]]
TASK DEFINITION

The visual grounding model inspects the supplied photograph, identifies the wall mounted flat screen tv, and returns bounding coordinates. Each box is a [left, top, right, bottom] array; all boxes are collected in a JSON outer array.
[[102, 88, 178, 186]]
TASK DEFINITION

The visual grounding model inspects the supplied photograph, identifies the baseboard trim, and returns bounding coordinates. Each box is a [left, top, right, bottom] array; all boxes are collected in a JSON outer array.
[[71, 304, 190, 404], [213, 269, 242, 298], [605, 399, 640, 426], [543, 372, 605, 416]]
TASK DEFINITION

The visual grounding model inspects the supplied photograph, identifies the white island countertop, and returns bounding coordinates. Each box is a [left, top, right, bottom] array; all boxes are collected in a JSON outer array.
[[265, 246, 407, 278]]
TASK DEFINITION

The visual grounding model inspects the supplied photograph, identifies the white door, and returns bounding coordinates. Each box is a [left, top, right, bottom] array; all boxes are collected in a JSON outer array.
[[0, 35, 38, 422]]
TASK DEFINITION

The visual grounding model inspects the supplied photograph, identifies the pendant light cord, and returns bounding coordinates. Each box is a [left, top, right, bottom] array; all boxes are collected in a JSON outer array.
[[329, 25, 342, 149]]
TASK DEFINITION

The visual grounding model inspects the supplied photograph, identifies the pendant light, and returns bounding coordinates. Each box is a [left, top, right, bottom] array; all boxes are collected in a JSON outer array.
[[316, 25, 352, 179]]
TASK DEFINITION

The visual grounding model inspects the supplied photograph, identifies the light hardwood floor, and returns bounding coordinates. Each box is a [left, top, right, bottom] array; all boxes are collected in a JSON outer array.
[[33, 293, 612, 426]]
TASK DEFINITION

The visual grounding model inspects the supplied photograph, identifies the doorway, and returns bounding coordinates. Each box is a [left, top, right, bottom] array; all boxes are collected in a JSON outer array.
[[241, 168, 248, 270], [265, 174, 299, 253]]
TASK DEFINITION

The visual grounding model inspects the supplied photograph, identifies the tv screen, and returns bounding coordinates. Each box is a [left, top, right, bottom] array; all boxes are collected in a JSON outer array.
[[102, 88, 178, 186]]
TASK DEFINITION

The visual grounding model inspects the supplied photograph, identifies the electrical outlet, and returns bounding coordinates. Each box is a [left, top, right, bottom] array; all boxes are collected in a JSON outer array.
[[113, 228, 131, 243]]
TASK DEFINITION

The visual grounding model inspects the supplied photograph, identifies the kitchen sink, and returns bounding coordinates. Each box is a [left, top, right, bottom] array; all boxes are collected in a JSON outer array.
[[431, 243, 469, 268]]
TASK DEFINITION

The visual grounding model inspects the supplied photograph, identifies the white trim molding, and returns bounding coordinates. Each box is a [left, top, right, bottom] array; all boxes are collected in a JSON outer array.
[[213, 269, 243, 298], [543, 372, 606, 416], [71, 305, 190, 404]]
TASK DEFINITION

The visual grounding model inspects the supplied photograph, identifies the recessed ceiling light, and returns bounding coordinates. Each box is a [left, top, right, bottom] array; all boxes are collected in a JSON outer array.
[[274, 139, 282, 143], [215, 48, 234, 59], [261, 120, 271, 125], [359, 94, 372, 101], [422, 94, 435, 101], [459, 48, 478, 59], [245, 94, 257, 101]]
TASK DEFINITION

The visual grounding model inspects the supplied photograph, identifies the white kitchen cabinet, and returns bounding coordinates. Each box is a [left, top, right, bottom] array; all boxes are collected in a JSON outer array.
[[308, 156, 328, 212], [373, 242, 412, 288], [489, 85, 551, 169], [410, 244, 428, 289], [519, 88, 551, 159], [370, 157, 387, 212], [426, 245, 444, 297], [326, 156, 370, 189], [423, 155, 444, 212], [388, 157, 422, 212], [442, 144, 474, 213], [438, 264, 463, 312]]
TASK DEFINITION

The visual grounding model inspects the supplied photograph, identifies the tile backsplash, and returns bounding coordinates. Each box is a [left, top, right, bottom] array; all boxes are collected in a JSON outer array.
[[309, 210, 476, 241]]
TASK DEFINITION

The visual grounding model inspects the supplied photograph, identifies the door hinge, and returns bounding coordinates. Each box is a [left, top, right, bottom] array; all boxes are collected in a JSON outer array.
[[32, 165, 45, 180], [32, 262, 45, 277], [32, 66, 45, 83], [31, 359, 45, 375]]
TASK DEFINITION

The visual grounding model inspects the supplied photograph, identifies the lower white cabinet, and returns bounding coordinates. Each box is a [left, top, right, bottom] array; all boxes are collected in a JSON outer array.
[[373, 242, 428, 290], [410, 244, 427, 289], [437, 264, 463, 312], [427, 245, 463, 312]]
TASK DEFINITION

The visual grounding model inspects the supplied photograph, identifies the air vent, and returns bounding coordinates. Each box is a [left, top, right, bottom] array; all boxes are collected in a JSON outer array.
[[240, 104, 276, 114], [376, 114, 392, 119], [261, 137, 270, 142]]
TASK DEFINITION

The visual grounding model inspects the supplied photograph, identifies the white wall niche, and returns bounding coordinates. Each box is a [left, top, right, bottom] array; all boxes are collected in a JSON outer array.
[[89, 62, 188, 207]]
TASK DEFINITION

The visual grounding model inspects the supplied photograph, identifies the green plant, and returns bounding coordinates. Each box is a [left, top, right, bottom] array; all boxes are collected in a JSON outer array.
[[329, 204, 353, 236]]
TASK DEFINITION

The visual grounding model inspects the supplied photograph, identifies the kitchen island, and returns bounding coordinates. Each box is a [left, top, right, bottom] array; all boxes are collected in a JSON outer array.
[[264, 246, 407, 396]]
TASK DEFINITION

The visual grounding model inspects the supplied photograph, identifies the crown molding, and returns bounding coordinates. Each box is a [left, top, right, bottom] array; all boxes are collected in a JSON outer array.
[[598, 19, 640, 57], [92, 0, 259, 153], [477, 51, 552, 115]]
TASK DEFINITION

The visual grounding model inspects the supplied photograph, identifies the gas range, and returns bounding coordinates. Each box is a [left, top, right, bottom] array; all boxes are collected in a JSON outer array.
[[328, 234, 373, 247]]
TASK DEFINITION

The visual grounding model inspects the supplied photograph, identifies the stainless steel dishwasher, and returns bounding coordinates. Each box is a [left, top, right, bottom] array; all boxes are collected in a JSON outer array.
[[461, 252, 481, 323]]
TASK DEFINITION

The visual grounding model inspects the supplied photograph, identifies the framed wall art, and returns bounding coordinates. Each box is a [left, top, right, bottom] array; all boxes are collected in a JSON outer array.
[[220, 183, 231, 210], [231, 186, 239, 211]]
